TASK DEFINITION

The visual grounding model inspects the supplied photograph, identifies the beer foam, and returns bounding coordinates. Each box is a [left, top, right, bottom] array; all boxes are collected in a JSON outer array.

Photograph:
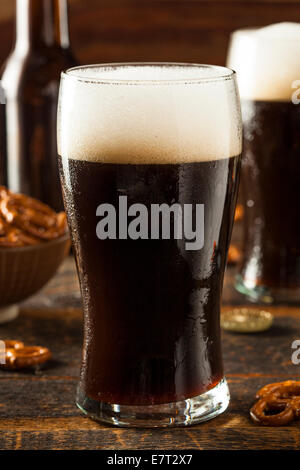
[[58, 64, 242, 164], [227, 23, 300, 101]]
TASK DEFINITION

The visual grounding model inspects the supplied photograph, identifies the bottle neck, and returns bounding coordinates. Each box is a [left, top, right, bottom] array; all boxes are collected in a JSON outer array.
[[15, 0, 70, 53]]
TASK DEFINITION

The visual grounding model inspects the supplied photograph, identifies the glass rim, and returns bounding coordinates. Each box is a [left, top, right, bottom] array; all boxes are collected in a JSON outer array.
[[61, 62, 236, 85]]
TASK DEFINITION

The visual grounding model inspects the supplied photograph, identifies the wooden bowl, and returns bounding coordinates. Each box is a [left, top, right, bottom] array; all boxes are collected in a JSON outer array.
[[0, 233, 71, 323]]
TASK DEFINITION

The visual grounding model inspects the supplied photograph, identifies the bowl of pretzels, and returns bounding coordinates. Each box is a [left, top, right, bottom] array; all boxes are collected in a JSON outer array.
[[0, 186, 70, 323]]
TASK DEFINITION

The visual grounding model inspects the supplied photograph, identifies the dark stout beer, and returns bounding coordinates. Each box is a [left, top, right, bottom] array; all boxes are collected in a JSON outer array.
[[0, 0, 76, 210], [241, 100, 300, 290], [59, 156, 240, 405], [58, 64, 242, 425], [228, 23, 300, 301]]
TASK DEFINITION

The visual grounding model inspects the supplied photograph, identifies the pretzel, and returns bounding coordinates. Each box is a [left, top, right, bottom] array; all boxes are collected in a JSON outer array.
[[0, 342, 51, 370], [256, 380, 300, 400], [3, 340, 24, 350], [250, 398, 294, 426], [0, 186, 67, 246], [0, 215, 41, 247], [250, 380, 300, 426]]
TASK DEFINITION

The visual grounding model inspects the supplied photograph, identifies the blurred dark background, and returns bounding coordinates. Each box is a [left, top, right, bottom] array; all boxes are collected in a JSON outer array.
[[1, 0, 300, 66]]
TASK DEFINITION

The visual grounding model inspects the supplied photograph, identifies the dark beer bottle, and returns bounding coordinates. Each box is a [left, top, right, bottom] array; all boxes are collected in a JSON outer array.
[[0, 0, 76, 210]]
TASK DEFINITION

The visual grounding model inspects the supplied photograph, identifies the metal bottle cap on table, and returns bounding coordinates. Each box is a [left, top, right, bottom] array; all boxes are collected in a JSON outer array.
[[221, 308, 274, 333]]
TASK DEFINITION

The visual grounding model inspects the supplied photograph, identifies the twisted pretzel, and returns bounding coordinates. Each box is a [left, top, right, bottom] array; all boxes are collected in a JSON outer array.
[[0, 215, 41, 247], [3, 340, 24, 350], [256, 380, 300, 399], [0, 340, 51, 370], [0, 186, 67, 246], [250, 380, 300, 426]]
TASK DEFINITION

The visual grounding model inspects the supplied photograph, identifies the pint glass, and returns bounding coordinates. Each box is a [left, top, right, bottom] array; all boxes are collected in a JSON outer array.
[[227, 24, 300, 303], [58, 63, 242, 426]]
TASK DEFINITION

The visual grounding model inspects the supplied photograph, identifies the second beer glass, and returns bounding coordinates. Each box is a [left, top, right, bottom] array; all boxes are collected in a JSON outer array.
[[58, 63, 242, 426], [228, 23, 300, 303]]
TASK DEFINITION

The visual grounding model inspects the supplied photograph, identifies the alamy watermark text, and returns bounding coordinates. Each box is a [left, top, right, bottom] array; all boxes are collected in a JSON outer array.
[[96, 196, 204, 251]]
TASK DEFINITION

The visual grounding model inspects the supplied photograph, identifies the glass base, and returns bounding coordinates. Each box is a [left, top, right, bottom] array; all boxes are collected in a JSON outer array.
[[235, 274, 300, 304], [76, 377, 230, 428]]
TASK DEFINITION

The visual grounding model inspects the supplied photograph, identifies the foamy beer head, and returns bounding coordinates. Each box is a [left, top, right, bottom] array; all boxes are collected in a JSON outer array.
[[227, 22, 300, 101], [58, 64, 242, 164]]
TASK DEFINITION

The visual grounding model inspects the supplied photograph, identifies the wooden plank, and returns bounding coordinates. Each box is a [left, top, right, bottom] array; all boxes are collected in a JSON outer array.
[[0, 376, 299, 449], [0, 375, 299, 420], [1, 0, 300, 22], [0, 306, 82, 378], [1, 1, 300, 68], [0, 378, 79, 419], [223, 316, 300, 376], [68, 1, 300, 65], [69, 0, 300, 66], [0, 421, 299, 450]]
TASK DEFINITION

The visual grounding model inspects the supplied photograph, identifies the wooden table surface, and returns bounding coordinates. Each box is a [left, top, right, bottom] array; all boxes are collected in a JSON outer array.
[[0, 245, 300, 450]]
